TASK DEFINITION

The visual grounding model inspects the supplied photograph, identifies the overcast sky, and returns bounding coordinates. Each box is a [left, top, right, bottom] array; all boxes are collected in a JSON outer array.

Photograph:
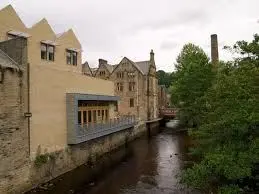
[[0, 0, 258, 72]]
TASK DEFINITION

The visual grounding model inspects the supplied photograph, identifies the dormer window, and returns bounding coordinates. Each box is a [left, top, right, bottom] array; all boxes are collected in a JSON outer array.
[[66, 49, 77, 66], [41, 43, 55, 61]]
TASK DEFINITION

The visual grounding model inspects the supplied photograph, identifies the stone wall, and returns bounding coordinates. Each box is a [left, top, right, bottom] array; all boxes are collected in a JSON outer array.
[[5, 122, 147, 193], [0, 68, 29, 193], [0, 38, 29, 194]]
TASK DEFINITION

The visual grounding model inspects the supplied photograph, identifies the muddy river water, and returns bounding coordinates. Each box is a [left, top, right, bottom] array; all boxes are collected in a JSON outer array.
[[29, 124, 200, 194]]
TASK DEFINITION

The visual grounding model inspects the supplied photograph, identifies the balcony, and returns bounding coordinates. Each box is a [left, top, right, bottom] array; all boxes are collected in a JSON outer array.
[[68, 115, 136, 144]]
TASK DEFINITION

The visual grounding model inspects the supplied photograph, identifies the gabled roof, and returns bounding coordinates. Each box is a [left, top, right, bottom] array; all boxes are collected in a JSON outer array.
[[82, 61, 93, 76], [0, 5, 26, 30], [55, 29, 81, 48], [123, 57, 144, 74], [104, 64, 113, 73], [135, 61, 150, 75], [90, 68, 98, 76], [0, 49, 20, 70]]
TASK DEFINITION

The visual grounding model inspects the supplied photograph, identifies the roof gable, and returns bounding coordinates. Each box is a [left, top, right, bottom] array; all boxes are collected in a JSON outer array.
[[0, 5, 26, 31], [95, 63, 110, 76], [111, 57, 144, 75], [29, 18, 56, 39], [56, 29, 81, 48], [82, 61, 93, 76]]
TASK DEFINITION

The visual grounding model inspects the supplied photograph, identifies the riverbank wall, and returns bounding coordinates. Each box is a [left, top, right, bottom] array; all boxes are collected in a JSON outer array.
[[1, 120, 161, 194]]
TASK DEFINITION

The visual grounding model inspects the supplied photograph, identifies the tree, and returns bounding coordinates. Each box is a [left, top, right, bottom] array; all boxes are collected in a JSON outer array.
[[170, 43, 215, 126], [181, 34, 259, 193], [157, 70, 175, 88]]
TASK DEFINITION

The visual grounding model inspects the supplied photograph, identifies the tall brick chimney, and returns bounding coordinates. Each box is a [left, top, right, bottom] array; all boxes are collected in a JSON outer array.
[[211, 34, 219, 65]]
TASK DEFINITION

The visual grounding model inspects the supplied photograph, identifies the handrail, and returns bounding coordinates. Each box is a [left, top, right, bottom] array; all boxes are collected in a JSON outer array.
[[76, 115, 136, 140]]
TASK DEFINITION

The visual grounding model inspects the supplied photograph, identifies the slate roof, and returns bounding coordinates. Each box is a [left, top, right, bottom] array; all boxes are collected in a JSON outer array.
[[104, 64, 113, 73], [135, 61, 150, 75], [0, 49, 20, 70], [92, 57, 151, 77]]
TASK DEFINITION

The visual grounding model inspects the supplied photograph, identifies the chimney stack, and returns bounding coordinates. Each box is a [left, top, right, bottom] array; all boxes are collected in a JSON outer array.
[[150, 49, 154, 62], [98, 59, 107, 67], [211, 34, 219, 65]]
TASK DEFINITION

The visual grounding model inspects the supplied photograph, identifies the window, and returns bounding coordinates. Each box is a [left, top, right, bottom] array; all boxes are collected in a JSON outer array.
[[116, 72, 124, 79], [0, 69, 3, 83], [102, 110, 105, 120], [48, 45, 54, 61], [66, 49, 77, 65], [105, 110, 108, 120], [116, 82, 123, 91], [83, 111, 87, 123], [98, 110, 101, 116], [93, 110, 97, 122], [78, 111, 82, 124], [128, 72, 135, 78], [130, 98, 134, 107], [99, 71, 105, 76], [41, 44, 47, 60], [88, 110, 92, 123], [129, 82, 135, 91], [41, 43, 55, 61]]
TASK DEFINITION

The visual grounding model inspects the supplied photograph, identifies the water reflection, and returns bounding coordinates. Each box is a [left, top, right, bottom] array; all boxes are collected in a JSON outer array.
[[28, 126, 199, 194]]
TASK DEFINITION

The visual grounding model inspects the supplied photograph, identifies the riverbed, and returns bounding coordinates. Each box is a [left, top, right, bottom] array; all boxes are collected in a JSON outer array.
[[28, 126, 199, 194]]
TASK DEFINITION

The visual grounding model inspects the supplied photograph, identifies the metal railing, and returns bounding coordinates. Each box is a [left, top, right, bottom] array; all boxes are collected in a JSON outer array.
[[74, 115, 136, 144]]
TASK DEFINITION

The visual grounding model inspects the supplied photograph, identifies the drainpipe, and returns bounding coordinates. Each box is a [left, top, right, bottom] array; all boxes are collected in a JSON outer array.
[[27, 62, 31, 155], [23, 62, 31, 155]]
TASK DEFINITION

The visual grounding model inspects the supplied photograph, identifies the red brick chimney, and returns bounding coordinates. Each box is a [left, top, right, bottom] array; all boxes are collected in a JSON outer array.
[[211, 34, 219, 65]]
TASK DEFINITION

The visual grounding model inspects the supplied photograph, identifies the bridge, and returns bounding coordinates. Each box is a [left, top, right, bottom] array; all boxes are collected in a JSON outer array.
[[159, 108, 177, 120]]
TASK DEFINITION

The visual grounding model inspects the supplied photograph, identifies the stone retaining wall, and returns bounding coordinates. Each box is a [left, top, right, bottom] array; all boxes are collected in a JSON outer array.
[[1, 122, 148, 194]]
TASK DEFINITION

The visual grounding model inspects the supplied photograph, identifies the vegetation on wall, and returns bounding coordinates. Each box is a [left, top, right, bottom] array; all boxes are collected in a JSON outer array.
[[171, 35, 259, 193]]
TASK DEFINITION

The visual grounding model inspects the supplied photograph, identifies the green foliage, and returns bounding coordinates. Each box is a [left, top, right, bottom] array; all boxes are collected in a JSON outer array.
[[156, 70, 175, 88], [34, 152, 57, 168], [171, 43, 215, 126], [34, 154, 49, 168], [176, 34, 259, 193], [218, 185, 242, 194]]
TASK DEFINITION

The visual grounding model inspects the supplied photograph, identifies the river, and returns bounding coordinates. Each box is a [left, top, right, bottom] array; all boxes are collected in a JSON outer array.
[[28, 124, 200, 194]]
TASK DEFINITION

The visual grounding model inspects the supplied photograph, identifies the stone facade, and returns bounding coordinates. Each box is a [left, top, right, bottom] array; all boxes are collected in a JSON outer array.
[[0, 38, 30, 193], [90, 50, 159, 121]]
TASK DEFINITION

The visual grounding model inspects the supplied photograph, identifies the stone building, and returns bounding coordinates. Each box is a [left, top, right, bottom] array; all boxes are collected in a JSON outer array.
[[0, 5, 159, 193], [0, 5, 129, 193], [90, 50, 159, 121]]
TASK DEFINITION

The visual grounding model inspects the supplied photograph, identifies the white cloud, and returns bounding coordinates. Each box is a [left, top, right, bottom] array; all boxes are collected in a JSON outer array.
[[0, 0, 258, 71]]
